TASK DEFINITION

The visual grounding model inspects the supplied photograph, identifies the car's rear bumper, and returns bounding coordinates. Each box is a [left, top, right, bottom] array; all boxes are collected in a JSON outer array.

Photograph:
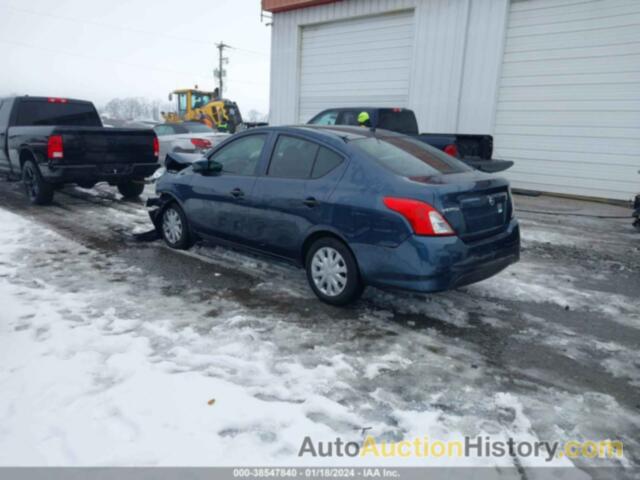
[[353, 219, 520, 293], [40, 162, 160, 184]]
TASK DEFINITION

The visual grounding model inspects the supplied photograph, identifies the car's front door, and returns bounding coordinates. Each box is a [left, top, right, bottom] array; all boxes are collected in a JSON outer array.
[[188, 133, 268, 243], [0, 99, 13, 175], [249, 134, 346, 259]]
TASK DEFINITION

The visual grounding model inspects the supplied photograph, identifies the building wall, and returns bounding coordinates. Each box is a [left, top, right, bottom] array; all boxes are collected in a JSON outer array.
[[268, 0, 509, 133], [493, 0, 640, 201]]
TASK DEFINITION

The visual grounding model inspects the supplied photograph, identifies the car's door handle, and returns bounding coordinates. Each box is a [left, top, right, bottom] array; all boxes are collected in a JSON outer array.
[[303, 197, 319, 207], [230, 188, 244, 199]]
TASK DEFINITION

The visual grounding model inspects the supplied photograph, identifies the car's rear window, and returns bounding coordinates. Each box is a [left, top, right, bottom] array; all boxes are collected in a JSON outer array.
[[312, 147, 343, 178], [15, 100, 102, 127], [377, 110, 419, 135], [351, 136, 472, 177]]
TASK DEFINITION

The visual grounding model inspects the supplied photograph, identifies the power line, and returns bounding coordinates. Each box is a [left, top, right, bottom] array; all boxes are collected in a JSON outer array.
[[0, 4, 270, 56], [1, 5, 211, 46], [0, 38, 210, 78], [0, 38, 268, 88], [230, 46, 270, 57]]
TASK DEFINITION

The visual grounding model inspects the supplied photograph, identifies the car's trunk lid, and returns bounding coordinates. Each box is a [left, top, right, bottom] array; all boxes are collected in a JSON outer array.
[[408, 171, 512, 242], [172, 132, 230, 147]]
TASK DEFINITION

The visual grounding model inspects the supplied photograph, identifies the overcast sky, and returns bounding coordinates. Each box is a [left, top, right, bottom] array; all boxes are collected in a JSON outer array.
[[0, 0, 271, 114]]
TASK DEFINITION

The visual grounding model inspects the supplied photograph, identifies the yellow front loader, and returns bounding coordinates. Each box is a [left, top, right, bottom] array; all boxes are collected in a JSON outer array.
[[162, 89, 244, 133]]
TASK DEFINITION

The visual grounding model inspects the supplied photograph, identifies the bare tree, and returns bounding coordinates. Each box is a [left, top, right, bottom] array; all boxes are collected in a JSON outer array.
[[101, 97, 172, 121]]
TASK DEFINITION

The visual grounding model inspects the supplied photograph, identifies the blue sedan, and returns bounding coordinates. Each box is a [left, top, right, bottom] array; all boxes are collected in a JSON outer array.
[[148, 125, 520, 305]]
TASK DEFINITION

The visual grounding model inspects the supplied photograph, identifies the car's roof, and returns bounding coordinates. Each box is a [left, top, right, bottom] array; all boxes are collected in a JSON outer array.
[[246, 125, 403, 143], [313, 107, 411, 113], [12, 95, 93, 104]]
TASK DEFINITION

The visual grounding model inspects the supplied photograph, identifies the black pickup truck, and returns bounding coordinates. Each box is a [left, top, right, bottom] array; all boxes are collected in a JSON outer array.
[[0, 96, 160, 204], [308, 107, 513, 173]]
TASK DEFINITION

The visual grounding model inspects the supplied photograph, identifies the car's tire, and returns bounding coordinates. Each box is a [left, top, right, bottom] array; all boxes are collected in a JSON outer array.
[[160, 202, 193, 250], [305, 237, 363, 306], [22, 160, 54, 205], [117, 180, 145, 198]]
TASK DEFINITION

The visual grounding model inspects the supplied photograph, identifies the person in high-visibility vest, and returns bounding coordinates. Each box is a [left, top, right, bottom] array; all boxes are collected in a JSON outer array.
[[358, 111, 372, 128], [217, 122, 229, 132]]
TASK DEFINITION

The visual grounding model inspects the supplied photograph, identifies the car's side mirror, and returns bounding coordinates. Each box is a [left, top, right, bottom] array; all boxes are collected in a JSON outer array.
[[209, 160, 223, 175], [192, 159, 209, 174]]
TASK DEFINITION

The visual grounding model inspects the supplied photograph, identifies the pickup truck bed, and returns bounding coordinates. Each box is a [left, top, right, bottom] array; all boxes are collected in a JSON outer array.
[[0, 96, 159, 204], [308, 107, 513, 173]]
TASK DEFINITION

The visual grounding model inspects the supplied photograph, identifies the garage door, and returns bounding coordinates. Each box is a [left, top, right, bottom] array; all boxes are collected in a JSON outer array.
[[494, 0, 640, 201], [298, 10, 414, 123]]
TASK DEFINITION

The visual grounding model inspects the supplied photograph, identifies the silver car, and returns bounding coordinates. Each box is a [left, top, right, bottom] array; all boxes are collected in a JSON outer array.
[[153, 122, 229, 165]]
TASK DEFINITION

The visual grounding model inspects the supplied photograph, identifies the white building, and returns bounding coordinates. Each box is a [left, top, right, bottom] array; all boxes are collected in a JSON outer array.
[[263, 0, 640, 201]]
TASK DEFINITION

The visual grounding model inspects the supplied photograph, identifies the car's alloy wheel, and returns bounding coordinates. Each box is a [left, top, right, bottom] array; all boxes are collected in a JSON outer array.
[[311, 247, 348, 297]]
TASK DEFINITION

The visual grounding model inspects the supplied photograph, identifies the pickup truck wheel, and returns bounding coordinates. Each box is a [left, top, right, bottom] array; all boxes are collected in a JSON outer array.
[[22, 160, 54, 205], [117, 180, 145, 199], [305, 237, 363, 306], [160, 203, 192, 250]]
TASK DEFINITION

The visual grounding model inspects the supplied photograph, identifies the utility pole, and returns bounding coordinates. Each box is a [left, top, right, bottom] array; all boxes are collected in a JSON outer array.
[[215, 42, 230, 99]]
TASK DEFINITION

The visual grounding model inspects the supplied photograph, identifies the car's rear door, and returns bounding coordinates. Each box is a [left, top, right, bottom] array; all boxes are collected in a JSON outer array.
[[188, 133, 269, 243], [249, 134, 346, 259]]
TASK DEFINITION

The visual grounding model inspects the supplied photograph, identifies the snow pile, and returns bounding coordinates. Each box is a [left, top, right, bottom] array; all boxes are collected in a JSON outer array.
[[0, 206, 635, 471]]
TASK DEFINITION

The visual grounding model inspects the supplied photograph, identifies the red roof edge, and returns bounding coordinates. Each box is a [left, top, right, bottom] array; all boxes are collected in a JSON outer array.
[[262, 0, 340, 14]]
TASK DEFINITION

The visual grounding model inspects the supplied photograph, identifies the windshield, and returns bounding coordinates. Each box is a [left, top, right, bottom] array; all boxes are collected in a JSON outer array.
[[184, 123, 215, 133], [191, 93, 212, 109], [351, 135, 472, 177]]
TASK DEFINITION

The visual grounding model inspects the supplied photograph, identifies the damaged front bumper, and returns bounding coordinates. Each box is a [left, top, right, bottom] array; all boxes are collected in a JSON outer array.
[[146, 197, 164, 230], [129, 197, 165, 242]]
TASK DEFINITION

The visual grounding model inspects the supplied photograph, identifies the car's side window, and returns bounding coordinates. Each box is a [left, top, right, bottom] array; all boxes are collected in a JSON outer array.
[[337, 110, 360, 126], [210, 134, 267, 176], [312, 147, 344, 179], [268, 135, 318, 179], [311, 111, 338, 125]]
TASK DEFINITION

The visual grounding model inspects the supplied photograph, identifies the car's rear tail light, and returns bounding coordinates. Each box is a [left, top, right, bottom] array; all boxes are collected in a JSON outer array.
[[443, 144, 459, 158], [47, 135, 64, 160], [383, 197, 455, 236], [153, 136, 159, 157], [47, 97, 68, 103], [190, 138, 212, 149]]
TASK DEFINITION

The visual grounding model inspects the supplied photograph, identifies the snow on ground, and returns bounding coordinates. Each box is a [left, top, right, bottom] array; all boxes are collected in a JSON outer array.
[[0, 186, 638, 474], [0, 210, 562, 468], [0, 209, 525, 467]]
